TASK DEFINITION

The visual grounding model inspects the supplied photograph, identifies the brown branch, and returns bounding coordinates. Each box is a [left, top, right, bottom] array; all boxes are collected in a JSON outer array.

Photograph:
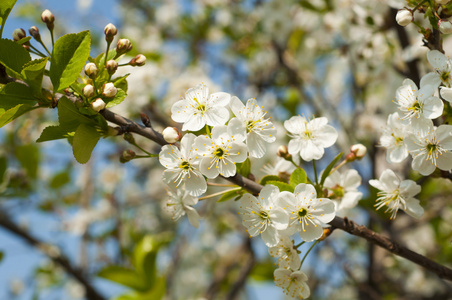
[[0, 211, 106, 300]]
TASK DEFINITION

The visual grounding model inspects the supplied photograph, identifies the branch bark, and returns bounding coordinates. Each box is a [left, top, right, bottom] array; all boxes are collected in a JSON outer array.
[[0, 211, 106, 300]]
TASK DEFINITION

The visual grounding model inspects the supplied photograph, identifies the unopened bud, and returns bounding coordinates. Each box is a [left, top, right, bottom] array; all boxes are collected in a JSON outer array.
[[82, 84, 95, 98], [91, 98, 106, 112], [277, 145, 292, 160], [439, 19, 452, 34], [41, 9, 55, 31], [350, 143, 367, 159], [123, 132, 135, 144], [140, 113, 151, 127], [104, 23, 117, 43], [120, 150, 136, 163], [12, 28, 26, 41], [84, 63, 98, 78], [116, 39, 133, 55], [395, 9, 413, 27], [29, 26, 41, 41], [162, 127, 181, 144], [129, 54, 146, 66], [106, 60, 118, 75], [102, 82, 118, 98]]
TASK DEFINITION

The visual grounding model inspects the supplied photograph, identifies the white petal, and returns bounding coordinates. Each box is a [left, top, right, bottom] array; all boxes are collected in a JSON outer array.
[[159, 145, 181, 168], [171, 99, 192, 123], [436, 125, 452, 149], [412, 155, 436, 175], [437, 152, 452, 171], [427, 50, 448, 71], [422, 96, 444, 119], [229, 142, 248, 163], [294, 183, 317, 199], [388, 145, 409, 163], [269, 208, 289, 230], [298, 223, 324, 242], [182, 114, 205, 132], [185, 205, 200, 228], [260, 185, 281, 207], [342, 169, 361, 189], [440, 86, 452, 103], [180, 133, 197, 158], [314, 124, 338, 148], [193, 135, 212, 155], [311, 198, 336, 223], [341, 192, 362, 209], [227, 117, 246, 142], [209, 92, 231, 107], [404, 198, 424, 219], [378, 169, 400, 191], [230, 96, 245, 118], [218, 158, 237, 177], [300, 140, 324, 161], [420, 72, 441, 88], [247, 132, 267, 158], [261, 227, 280, 247], [284, 116, 306, 134], [199, 157, 220, 179], [204, 106, 230, 127], [288, 139, 302, 156], [184, 171, 207, 196]]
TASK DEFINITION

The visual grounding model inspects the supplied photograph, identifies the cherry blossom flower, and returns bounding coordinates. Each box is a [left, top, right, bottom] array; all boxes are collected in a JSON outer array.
[[323, 169, 363, 217], [171, 84, 231, 131], [284, 116, 338, 161], [369, 169, 423, 219], [380, 112, 410, 163], [278, 183, 336, 242], [425, 50, 452, 88], [268, 236, 301, 270], [404, 123, 452, 176], [194, 123, 248, 178], [165, 188, 200, 228], [395, 78, 443, 133], [274, 268, 310, 299], [159, 133, 207, 196], [238, 185, 289, 247], [229, 96, 276, 158]]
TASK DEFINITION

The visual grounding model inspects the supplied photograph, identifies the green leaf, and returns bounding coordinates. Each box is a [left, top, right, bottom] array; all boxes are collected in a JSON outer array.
[[217, 188, 244, 202], [98, 266, 147, 291], [0, 38, 30, 78], [21, 57, 48, 97], [133, 236, 158, 289], [236, 158, 251, 178], [265, 181, 294, 193], [113, 74, 130, 93], [49, 170, 70, 189], [0, 82, 36, 111], [260, 175, 283, 185], [319, 152, 343, 186], [290, 168, 307, 187], [72, 123, 101, 164], [0, 0, 17, 22], [0, 104, 35, 128], [250, 259, 275, 281], [15, 144, 40, 179], [50, 31, 91, 91], [16, 36, 31, 45], [36, 125, 69, 142], [57, 96, 97, 132], [106, 88, 126, 108]]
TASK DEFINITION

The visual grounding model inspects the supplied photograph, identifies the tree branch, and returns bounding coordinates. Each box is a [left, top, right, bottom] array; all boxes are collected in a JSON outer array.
[[0, 211, 106, 300]]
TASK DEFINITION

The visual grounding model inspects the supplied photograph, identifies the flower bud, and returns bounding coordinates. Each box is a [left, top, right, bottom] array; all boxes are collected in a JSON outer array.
[[140, 113, 151, 127], [439, 19, 452, 34], [41, 9, 55, 28], [350, 144, 367, 159], [120, 150, 136, 163], [91, 98, 106, 112], [82, 84, 95, 98], [277, 145, 292, 160], [116, 39, 133, 55], [29, 26, 41, 41], [123, 132, 135, 144], [104, 23, 117, 43], [102, 82, 118, 98], [129, 54, 146, 66], [84, 63, 98, 78], [106, 60, 118, 75], [162, 127, 181, 144], [12, 28, 26, 41], [395, 9, 413, 27]]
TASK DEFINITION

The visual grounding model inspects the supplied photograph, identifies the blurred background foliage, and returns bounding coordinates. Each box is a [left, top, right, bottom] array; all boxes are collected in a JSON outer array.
[[1, 0, 452, 299]]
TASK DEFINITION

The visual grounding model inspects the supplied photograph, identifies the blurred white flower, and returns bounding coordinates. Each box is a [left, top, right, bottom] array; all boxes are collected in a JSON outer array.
[[274, 268, 310, 299]]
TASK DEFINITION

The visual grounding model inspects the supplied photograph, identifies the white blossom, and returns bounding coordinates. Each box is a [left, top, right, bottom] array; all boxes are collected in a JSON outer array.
[[369, 169, 423, 219], [238, 185, 289, 247], [274, 268, 310, 299], [284, 116, 338, 161], [380, 112, 410, 163], [268, 236, 301, 270], [278, 183, 336, 242], [229, 96, 276, 158], [323, 169, 363, 217], [425, 50, 452, 88], [171, 84, 231, 131], [159, 133, 207, 196], [194, 124, 248, 178], [405, 123, 452, 176], [165, 188, 200, 228]]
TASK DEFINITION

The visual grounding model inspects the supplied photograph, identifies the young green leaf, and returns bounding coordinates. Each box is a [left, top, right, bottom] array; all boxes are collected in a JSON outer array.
[[0, 0, 17, 26], [21, 57, 48, 97], [113, 73, 130, 92], [36, 126, 70, 142], [290, 168, 307, 187], [0, 82, 36, 111], [0, 38, 30, 78], [57, 96, 97, 132], [50, 31, 91, 91], [72, 123, 102, 164], [319, 152, 343, 186], [260, 175, 284, 185], [236, 158, 251, 178], [0, 104, 35, 128], [15, 144, 40, 179], [133, 236, 159, 289], [217, 188, 244, 202], [266, 181, 294, 193], [98, 266, 147, 291], [106, 88, 126, 108]]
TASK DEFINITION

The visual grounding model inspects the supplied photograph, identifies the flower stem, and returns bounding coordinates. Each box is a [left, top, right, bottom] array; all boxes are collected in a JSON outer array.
[[104, 42, 111, 67], [312, 160, 318, 185], [207, 182, 238, 187], [300, 240, 319, 268], [294, 241, 305, 249], [198, 187, 242, 200]]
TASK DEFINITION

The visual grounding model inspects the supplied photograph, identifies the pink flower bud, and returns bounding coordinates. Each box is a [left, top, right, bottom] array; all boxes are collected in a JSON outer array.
[[162, 127, 182, 143], [395, 9, 413, 27], [104, 23, 117, 43], [102, 82, 118, 98], [41, 9, 55, 24], [116, 39, 133, 55], [29, 26, 41, 41], [12, 28, 26, 41], [84, 63, 98, 77], [82, 84, 95, 98], [129, 54, 146, 66], [350, 144, 367, 159], [91, 98, 106, 112], [106, 60, 118, 74]]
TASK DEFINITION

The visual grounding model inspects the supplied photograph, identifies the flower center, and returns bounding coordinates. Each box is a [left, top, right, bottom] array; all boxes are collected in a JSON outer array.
[[214, 147, 225, 158], [298, 208, 308, 218], [179, 160, 192, 170], [441, 71, 451, 84], [259, 210, 269, 220], [331, 185, 345, 198], [408, 101, 422, 113]]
